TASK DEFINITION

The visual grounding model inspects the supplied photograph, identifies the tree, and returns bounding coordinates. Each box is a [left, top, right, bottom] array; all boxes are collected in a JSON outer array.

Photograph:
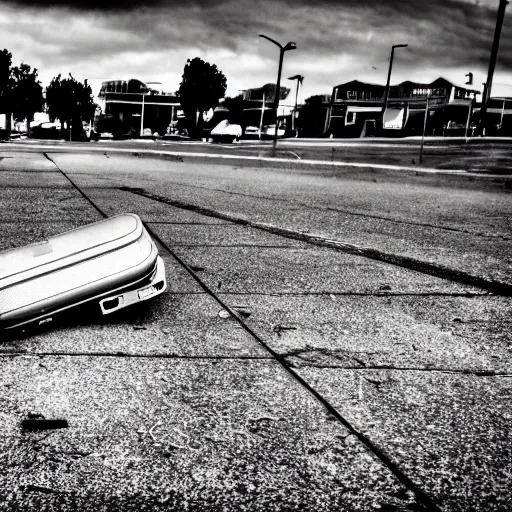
[[0, 49, 12, 134], [46, 74, 96, 140], [300, 94, 331, 137], [304, 94, 330, 107], [10, 63, 44, 133], [178, 58, 227, 137]]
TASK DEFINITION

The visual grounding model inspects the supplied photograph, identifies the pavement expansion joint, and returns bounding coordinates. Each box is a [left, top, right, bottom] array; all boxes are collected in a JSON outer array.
[[283, 362, 512, 377], [145, 221, 234, 225], [171, 244, 298, 248], [0, 351, 274, 360], [216, 291, 489, 297]]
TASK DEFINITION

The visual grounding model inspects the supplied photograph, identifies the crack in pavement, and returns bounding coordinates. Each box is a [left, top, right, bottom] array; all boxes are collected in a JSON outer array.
[[280, 349, 511, 376], [117, 179, 510, 241]]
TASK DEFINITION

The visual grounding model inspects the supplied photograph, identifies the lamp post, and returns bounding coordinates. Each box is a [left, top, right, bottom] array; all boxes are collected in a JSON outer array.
[[288, 74, 304, 136], [259, 34, 297, 154], [382, 44, 408, 129]]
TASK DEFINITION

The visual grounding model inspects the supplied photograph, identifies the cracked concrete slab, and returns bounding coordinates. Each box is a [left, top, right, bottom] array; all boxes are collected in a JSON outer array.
[[217, 294, 512, 373], [294, 367, 512, 511], [0, 358, 418, 511]]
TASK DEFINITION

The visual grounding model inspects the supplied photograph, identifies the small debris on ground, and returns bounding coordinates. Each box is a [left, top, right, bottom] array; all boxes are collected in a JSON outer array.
[[273, 325, 297, 336], [364, 377, 383, 388], [22, 417, 69, 431]]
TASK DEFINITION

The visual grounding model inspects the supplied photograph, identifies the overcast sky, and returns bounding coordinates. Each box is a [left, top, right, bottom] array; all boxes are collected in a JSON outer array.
[[0, 0, 511, 100]]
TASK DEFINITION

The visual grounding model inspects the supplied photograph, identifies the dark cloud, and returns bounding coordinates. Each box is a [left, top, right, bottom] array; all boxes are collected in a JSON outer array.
[[0, 0, 510, 96], [0, 0, 498, 13], [0, 0, 151, 10], [0, 0, 234, 11]]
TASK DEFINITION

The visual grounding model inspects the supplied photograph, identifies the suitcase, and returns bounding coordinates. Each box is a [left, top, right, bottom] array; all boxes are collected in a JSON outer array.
[[0, 213, 167, 331]]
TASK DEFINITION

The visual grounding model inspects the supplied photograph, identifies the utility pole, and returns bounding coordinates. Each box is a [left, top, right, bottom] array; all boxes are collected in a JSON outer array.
[[480, 0, 509, 134]]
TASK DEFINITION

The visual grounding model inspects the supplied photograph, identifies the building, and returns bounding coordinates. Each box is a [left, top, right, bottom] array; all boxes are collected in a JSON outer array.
[[325, 77, 479, 138], [94, 79, 180, 137], [241, 84, 295, 138], [472, 97, 512, 136]]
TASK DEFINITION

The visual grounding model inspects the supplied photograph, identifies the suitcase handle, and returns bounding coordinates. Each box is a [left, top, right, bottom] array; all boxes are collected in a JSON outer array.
[[99, 256, 167, 315]]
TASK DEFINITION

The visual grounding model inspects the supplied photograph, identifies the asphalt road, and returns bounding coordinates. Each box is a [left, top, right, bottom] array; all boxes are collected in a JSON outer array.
[[0, 142, 511, 511]]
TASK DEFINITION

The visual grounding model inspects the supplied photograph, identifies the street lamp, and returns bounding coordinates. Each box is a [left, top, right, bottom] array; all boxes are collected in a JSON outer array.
[[288, 74, 304, 136], [382, 44, 408, 128], [259, 34, 297, 154]]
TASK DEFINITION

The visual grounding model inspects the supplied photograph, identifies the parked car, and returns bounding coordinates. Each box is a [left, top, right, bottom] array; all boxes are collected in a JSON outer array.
[[210, 120, 242, 143], [29, 122, 62, 140]]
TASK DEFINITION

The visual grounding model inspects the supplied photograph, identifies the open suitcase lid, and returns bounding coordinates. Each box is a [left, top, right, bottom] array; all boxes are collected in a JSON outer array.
[[0, 214, 143, 289]]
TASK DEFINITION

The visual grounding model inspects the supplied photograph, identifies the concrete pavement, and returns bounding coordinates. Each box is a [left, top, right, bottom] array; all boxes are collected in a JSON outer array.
[[0, 149, 511, 511]]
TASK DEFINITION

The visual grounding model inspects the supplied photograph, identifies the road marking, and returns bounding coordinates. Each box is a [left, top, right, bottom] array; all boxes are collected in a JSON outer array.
[[3, 142, 510, 178]]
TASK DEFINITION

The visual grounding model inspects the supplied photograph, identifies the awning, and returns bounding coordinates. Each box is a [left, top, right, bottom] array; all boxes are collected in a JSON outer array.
[[383, 108, 405, 129]]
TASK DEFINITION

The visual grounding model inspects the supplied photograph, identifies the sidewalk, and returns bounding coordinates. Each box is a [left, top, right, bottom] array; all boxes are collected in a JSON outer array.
[[0, 151, 511, 511]]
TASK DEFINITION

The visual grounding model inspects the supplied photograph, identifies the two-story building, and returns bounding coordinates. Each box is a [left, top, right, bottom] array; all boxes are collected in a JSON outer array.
[[326, 77, 479, 137]]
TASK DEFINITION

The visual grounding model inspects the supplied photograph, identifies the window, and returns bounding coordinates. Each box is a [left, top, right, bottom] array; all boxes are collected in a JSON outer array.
[[346, 112, 356, 125], [347, 91, 357, 100]]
